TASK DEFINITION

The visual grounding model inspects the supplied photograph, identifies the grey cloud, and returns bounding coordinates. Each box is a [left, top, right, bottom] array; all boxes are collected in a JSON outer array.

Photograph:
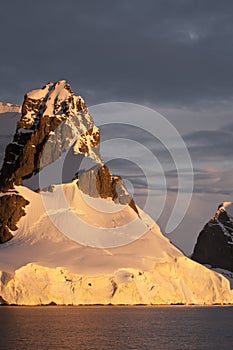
[[1, 0, 233, 108], [193, 168, 233, 195], [166, 167, 233, 195], [222, 122, 233, 133], [184, 129, 233, 159]]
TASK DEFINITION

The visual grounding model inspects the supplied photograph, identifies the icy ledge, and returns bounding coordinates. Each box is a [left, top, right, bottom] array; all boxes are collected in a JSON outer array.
[[1, 259, 232, 305]]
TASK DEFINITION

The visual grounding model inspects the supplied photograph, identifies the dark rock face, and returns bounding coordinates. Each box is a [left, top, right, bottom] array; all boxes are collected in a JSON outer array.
[[192, 206, 233, 272], [0, 80, 100, 192], [0, 193, 29, 243], [76, 164, 139, 214]]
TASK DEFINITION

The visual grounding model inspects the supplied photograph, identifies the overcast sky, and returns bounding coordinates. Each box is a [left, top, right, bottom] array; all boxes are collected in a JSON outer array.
[[0, 0, 233, 107], [1, 0, 233, 254]]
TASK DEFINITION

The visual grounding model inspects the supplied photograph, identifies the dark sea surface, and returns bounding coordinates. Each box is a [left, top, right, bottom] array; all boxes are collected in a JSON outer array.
[[0, 306, 233, 350]]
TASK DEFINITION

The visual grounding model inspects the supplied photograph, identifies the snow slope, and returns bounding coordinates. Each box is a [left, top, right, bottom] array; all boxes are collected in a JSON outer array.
[[0, 183, 232, 305]]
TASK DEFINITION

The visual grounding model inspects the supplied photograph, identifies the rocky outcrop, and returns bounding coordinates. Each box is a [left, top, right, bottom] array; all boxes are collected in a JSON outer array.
[[192, 204, 233, 272], [0, 80, 100, 192], [76, 164, 139, 214], [0, 193, 29, 243]]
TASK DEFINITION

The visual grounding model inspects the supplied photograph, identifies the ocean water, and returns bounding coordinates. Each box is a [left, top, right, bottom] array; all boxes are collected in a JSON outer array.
[[0, 306, 232, 350]]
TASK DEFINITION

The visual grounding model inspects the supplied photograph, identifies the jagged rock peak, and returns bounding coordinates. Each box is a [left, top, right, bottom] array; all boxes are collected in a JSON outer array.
[[192, 202, 233, 272], [19, 80, 87, 130], [0, 80, 101, 191]]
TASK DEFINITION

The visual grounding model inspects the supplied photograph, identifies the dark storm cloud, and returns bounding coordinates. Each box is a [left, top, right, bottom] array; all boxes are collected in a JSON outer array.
[[222, 122, 233, 133], [1, 0, 233, 107], [184, 129, 233, 159], [166, 168, 233, 195]]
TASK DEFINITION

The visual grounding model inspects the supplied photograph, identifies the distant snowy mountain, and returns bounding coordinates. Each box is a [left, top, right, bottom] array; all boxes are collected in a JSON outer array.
[[0, 81, 232, 305], [0, 102, 21, 114], [0, 103, 21, 169], [192, 202, 233, 284]]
